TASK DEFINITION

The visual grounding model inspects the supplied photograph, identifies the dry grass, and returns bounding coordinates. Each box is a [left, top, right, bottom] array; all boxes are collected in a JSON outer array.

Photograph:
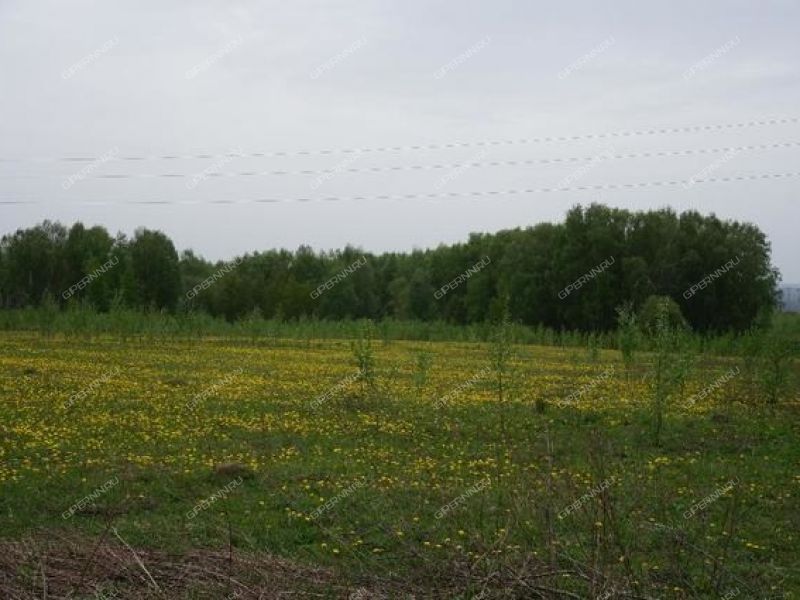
[[0, 529, 344, 599], [0, 529, 608, 599]]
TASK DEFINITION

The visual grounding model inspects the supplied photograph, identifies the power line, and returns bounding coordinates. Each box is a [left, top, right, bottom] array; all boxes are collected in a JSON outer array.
[[5, 171, 798, 205], [64, 140, 800, 179], [0, 117, 798, 163], [2, 140, 796, 181]]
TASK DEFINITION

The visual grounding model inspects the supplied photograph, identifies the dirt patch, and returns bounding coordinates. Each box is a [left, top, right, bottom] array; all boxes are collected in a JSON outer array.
[[0, 531, 595, 598], [0, 530, 350, 599]]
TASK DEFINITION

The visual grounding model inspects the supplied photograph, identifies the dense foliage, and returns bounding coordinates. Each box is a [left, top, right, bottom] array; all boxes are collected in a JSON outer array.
[[0, 204, 779, 332]]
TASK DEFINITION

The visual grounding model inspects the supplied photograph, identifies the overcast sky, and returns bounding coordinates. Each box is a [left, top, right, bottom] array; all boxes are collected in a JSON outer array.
[[1, 0, 798, 281]]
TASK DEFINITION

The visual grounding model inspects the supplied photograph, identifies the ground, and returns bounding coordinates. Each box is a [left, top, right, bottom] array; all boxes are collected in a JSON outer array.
[[0, 332, 798, 598]]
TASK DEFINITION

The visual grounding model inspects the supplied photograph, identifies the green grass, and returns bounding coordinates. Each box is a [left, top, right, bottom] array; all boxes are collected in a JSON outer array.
[[0, 331, 798, 597]]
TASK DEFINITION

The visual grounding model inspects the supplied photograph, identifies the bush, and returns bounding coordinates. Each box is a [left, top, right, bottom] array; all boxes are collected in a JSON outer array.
[[639, 295, 688, 335]]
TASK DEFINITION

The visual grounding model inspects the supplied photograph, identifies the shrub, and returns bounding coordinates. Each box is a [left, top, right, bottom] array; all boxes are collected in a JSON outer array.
[[639, 295, 688, 335]]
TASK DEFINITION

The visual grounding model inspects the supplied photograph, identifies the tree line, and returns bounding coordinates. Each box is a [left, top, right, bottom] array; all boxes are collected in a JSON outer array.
[[0, 204, 779, 332]]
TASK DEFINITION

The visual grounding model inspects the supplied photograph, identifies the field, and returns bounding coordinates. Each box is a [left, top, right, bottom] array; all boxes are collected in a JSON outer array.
[[1, 331, 798, 598]]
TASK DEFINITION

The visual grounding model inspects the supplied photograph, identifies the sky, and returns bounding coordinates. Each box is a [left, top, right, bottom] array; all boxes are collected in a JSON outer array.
[[1, 0, 798, 281]]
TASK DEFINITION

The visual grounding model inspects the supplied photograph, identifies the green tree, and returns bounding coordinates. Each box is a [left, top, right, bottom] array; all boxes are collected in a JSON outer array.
[[129, 228, 180, 311]]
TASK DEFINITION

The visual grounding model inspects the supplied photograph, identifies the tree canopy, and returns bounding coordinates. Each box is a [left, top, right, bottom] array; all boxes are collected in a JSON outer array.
[[0, 205, 779, 332]]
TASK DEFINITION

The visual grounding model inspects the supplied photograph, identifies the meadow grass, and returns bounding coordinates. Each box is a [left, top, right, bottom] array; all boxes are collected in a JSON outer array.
[[2, 305, 798, 353], [0, 331, 798, 598]]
